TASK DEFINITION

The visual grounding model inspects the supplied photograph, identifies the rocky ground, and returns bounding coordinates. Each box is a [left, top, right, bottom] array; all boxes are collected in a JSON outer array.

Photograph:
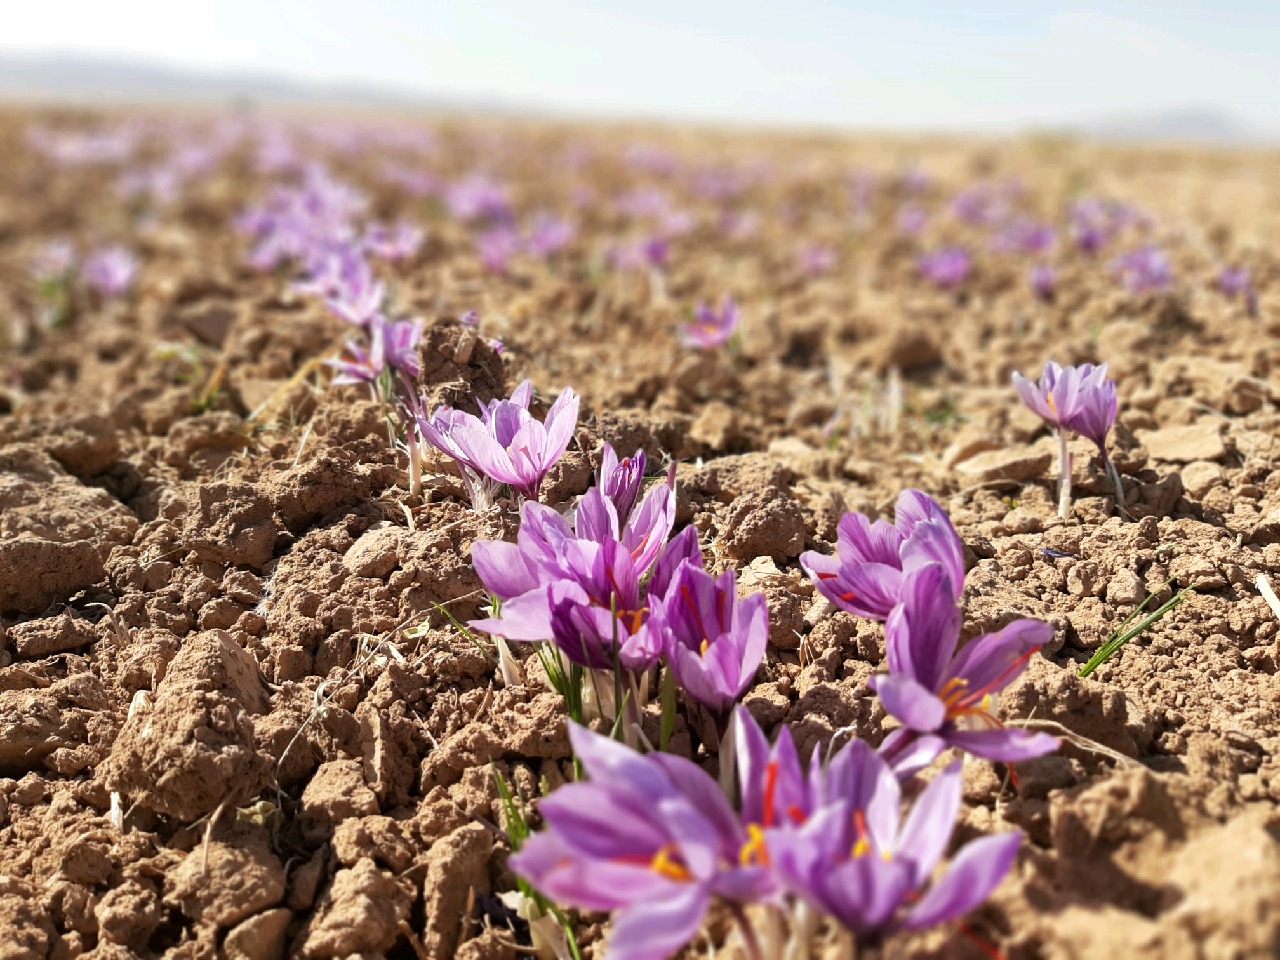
[[0, 107, 1278, 959]]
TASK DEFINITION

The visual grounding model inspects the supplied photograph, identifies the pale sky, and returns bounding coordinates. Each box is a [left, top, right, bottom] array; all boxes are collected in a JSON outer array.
[[2, 1, 1277, 132]]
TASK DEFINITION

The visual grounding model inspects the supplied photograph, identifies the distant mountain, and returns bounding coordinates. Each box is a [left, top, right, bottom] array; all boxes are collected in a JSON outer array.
[[1072, 105, 1276, 145], [0, 53, 500, 113]]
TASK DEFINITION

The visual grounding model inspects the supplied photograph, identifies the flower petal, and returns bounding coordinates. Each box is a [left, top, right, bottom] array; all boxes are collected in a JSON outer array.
[[901, 832, 1022, 931], [868, 673, 947, 732]]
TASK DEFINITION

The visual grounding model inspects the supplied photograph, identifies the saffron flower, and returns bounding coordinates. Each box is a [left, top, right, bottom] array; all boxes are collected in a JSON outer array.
[[419, 379, 580, 503], [896, 204, 927, 236], [524, 212, 576, 258], [1011, 360, 1119, 517], [869, 565, 1058, 773], [363, 221, 424, 262], [1218, 266, 1258, 317], [1112, 244, 1173, 294], [596, 444, 646, 525], [773, 755, 1022, 938], [329, 315, 422, 389], [678, 297, 739, 350], [445, 173, 512, 223], [476, 225, 520, 273], [993, 218, 1056, 256], [1030, 263, 1057, 301], [545, 538, 667, 670], [472, 476, 676, 601], [607, 237, 668, 272], [659, 564, 769, 715], [30, 241, 75, 282], [797, 243, 836, 277], [800, 489, 965, 621], [917, 247, 971, 289], [329, 323, 385, 386], [304, 245, 385, 326], [470, 477, 679, 670], [81, 245, 138, 298], [510, 723, 773, 960]]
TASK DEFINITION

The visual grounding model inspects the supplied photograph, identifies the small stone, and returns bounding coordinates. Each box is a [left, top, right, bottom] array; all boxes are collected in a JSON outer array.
[[688, 401, 742, 451], [1066, 561, 1101, 598], [1170, 554, 1227, 592], [1180, 460, 1224, 499], [953, 447, 1052, 484], [224, 908, 293, 960], [9, 613, 97, 658], [1139, 422, 1226, 463], [343, 527, 402, 579], [1002, 507, 1043, 534], [301, 760, 379, 839], [942, 428, 1001, 469], [723, 488, 806, 561], [1105, 570, 1144, 605], [164, 830, 286, 927]]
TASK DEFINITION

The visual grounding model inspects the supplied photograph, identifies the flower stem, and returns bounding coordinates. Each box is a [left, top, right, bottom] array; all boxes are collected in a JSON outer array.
[[728, 903, 764, 960], [659, 667, 676, 752], [1104, 453, 1127, 519], [1056, 429, 1073, 520], [407, 430, 422, 498]]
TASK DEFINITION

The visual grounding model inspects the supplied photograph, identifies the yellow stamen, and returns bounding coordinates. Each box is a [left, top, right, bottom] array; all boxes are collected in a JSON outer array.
[[650, 844, 692, 882], [699, 638, 710, 656], [617, 607, 648, 633], [939, 677, 969, 710], [739, 824, 770, 867]]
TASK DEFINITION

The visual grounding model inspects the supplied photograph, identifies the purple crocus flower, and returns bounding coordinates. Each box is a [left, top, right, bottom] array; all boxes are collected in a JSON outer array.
[[524, 212, 576, 258], [329, 322, 385, 386], [30, 241, 75, 282], [678, 297, 739, 350], [993, 218, 1056, 256], [1219, 266, 1258, 317], [382, 316, 424, 380], [420, 379, 580, 502], [470, 477, 679, 667], [659, 565, 768, 715], [896, 204, 927, 236], [545, 538, 667, 670], [597, 444, 646, 524], [1011, 361, 1116, 451], [471, 477, 676, 607], [607, 237, 668, 273], [476, 225, 520, 273], [951, 182, 1008, 228], [1029, 263, 1057, 301], [296, 245, 385, 326], [918, 247, 971, 288], [445, 173, 512, 223], [1012, 360, 1119, 518], [772, 756, 1022, 939], [1112, 244, 1173, 294], [511, 723, 772, 960], [800, 489, 965, 622], [1069, 197, 1132, 254], [870, 565, 1058, 773], [797, 243, 836, 277], [363, 221, 424, 262], [81, 245, 138, 298]]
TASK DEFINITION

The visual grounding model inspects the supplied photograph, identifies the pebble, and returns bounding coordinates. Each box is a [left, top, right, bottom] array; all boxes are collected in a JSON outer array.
[[1139, 422, 1226, 462], [953, 447, 1052, 484], [1180, 460, 1225, 499]]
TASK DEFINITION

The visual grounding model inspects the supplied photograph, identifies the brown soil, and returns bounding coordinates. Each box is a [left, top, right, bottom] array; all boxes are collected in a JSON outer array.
[[1, 107, 1279, 959]]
